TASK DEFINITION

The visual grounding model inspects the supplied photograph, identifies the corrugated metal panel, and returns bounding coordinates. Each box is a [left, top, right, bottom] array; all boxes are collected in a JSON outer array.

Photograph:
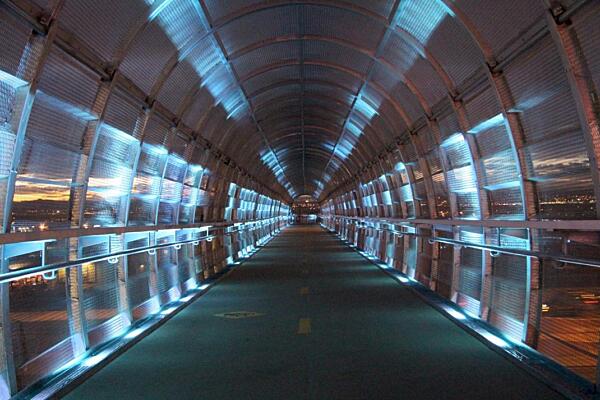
[[455, 0, 544, 55], [345, 0, 396, 18], [232, 41, 297, 79], [38, 46, 100, 110], [0, 8, 32, 75], [219, 6, 298, 54], [503, 34, 594, 217], [489, 254, 526, 340], [302, 5, 384, 50], [82, 261, 119, 330], [243, 65, 300, 96], [370, 64, 423, 124], [425, 12, 483, 87], [103, 89, 142, 135], [59, 0, 148, 61], [9, 270, 73, 390], [304, 64, 362, 93], [304, 40, 371, 75], [181, 87, 216, 129], [437, 112, 461, 140], [406, 56, 449, 106], [458, 247, 482, 301], [573, 2, 600, 100], [120, 22, 176, 94], [157, 61, 201, 115]]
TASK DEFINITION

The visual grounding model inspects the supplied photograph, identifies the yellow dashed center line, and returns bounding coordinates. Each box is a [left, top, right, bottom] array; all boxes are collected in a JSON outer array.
[[297, 318, 311, 335]]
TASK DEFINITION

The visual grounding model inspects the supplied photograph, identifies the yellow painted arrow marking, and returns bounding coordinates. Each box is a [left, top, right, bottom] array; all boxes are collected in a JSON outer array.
[[297, 318, 311, 335]]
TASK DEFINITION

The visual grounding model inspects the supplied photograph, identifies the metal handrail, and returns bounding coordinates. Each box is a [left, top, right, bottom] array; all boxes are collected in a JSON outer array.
[[322, 214, 600, 230], [323, 215, 600, 269], [1, 218, 285, 284], [0, 216, 289, 245]]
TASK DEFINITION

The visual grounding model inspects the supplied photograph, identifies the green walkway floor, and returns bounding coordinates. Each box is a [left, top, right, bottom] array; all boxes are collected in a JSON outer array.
[[65, 225, 564, 399]]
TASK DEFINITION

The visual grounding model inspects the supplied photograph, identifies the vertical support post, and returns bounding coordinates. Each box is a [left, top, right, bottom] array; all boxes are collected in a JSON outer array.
[[108, 234, 131, 328], [65, 265, 88, 355], [450, 242, 462, 303], [117, 249, 132, 325], [479, 250, 493, 320], [147, 233, 159, 305]]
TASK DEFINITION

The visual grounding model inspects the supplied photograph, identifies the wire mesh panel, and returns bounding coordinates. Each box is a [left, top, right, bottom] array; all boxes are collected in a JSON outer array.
[[179, 165, 202, 224], [83, 125, 139, 227], [573, 2, 600, 103], [165, 37, 219, 103], [81, 260, 126, 347], [59, 0, 149, 62], [427, 150, 450, 218], [487, 254, 527, 341], [9, 268, 78, 390], [156, 247, 180, 304], [397, 0, 482, 87], [0, 8, 31, 76], [0, 71, 27, 230], [454, 0, 544, 56], [9, 43, 102, 231], [536, 261, 600, 383], [403, 235, 417, 278], [119, 0, 207, 94], [441, 134, 480, 219], [504, 35, 595, 220], [464, 86, 525, 220], [415, 236, 433, 286], [455, 247, 483, 317], [129, 119, 169, 226], [157, 155, 187, 225], [127, 251, 158, 321], [177, 243, 197, 292], [434, 243, 454, 299]]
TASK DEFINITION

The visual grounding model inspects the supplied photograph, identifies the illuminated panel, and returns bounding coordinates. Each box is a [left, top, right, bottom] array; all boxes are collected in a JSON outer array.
[[10, 86, 99, 231], [467, 107, 525, 220], [394, 162, 415, 218], [129, 143, 168, 225], [84, 124, 139, 227], [224, 182, 238, 221], [441, 133, 480, 219], [157, 154, 187, 224], [397, 0, 453, 44], [179, 164, 202, 224]]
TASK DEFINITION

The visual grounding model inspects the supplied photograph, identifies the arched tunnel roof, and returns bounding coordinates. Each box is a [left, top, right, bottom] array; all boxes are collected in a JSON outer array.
[[5, 0, 594, 207], [0, 0, 597, 220]]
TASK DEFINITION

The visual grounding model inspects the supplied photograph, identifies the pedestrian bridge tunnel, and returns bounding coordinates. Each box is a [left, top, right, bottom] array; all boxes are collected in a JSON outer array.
[[0, 0, 599, 398]]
